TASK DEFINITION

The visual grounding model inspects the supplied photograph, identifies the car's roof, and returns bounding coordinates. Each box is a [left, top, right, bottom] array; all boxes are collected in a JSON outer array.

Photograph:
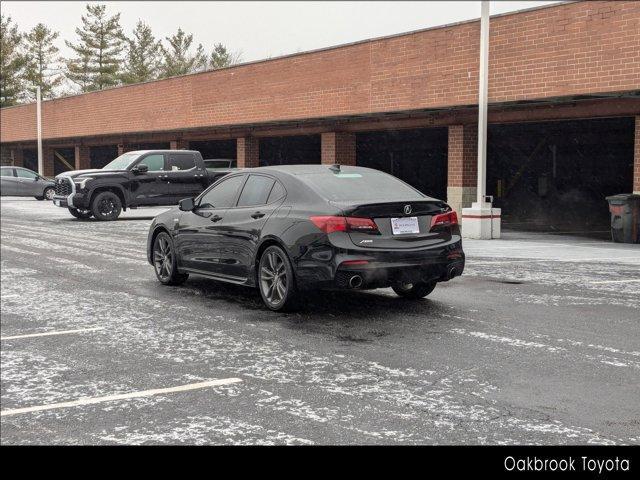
[[248, 164, 377, 176]]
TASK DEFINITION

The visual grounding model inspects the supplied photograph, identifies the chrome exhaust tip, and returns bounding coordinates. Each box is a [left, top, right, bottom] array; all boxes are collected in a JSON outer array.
[[349, 275, 363, 289], [448, 267, 459, 280]]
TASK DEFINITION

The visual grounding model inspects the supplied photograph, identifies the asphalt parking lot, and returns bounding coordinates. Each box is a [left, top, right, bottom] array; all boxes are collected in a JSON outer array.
[[1, 197, 638, 445]]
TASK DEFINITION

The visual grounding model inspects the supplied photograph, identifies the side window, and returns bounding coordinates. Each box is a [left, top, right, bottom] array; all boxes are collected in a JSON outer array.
[[16, 169, 38, 179], [0, 168, 15, 177], [168, 153, 196, 171], [138, 154, 165, 171], [237, 175, 275, 207], [267, 181, 286, 204], [199, 175, 245, 209]]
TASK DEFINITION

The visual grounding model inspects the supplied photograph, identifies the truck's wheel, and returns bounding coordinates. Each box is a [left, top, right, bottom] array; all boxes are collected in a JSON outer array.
[[91, 191, 122, 221], [68, 207, 92, 219], [153, 232, 189, 285], [392, 280, 437, 299]]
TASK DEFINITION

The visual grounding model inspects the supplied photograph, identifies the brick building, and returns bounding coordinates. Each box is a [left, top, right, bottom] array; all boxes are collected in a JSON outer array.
[[1, 1, 639, 230]]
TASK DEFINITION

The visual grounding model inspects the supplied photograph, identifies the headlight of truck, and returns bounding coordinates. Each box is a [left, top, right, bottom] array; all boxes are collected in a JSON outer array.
[[74, 178, 93, 190]]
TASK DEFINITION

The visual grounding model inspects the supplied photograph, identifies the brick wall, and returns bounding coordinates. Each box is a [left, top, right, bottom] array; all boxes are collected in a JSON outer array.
[[447, 125, 478, 188], [1, 1, 639, 144], [237, 137, 259, 168], [321, 132, 356, 165]]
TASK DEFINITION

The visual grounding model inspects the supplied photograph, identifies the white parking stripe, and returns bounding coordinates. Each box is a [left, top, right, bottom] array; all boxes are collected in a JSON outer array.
[[589, 279, 640, 285], [1, 378, 243, 417], [1, 327, 104, 341]]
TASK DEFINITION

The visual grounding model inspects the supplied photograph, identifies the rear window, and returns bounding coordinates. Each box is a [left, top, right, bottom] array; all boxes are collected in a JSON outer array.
[[237, 175, 275, 206], [299, 168, 424, 202], [0, 168, 14, 177]]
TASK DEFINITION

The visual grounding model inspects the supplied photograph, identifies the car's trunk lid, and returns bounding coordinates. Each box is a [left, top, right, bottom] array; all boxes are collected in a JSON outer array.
[[331, 200, 453, 249]]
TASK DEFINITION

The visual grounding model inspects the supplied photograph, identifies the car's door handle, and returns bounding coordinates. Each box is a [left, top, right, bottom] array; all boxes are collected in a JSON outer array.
[[251, 211, 265, 219], [210, 215, 223, 222]]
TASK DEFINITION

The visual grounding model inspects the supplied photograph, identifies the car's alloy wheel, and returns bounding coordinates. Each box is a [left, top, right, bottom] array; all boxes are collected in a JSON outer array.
[[259, 246, 298, 311], [153, 232, 188, 286], [44, 187, 55, 201]]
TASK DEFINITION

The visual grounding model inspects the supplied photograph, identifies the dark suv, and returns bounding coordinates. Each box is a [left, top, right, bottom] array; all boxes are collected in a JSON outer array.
[[52, 150, 233, 220]]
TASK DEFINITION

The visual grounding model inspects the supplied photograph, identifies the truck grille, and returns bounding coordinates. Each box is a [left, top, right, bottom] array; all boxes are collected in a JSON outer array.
[[55, 177, 73, 196]]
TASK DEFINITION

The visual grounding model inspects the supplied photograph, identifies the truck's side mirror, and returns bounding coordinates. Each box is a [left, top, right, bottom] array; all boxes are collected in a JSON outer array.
[[132, 164, 149, 174], [179, 197, 195, 211]]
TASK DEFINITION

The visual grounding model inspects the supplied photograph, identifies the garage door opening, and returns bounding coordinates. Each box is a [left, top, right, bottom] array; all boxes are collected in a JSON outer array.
[[189, 140, 236, 162], [487, 118, 634, 233], [356, 128, 448, 200], [90, 145, 118, 169], [23, 149, 37, 172], [259, 135, 320, 166], [53, 148, 75, 176]]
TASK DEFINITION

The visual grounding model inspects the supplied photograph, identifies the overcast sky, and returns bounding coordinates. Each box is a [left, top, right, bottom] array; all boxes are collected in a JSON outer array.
[[4, 1, 562, 63]]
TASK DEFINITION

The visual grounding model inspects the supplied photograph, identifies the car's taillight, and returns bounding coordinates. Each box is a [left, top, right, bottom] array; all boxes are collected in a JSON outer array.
[[430, 211, 458, 230], [310, 216, 378, 234]]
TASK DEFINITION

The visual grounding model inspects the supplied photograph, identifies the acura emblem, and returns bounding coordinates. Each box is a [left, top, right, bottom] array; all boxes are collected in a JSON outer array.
[[404, 205, 412, 215]]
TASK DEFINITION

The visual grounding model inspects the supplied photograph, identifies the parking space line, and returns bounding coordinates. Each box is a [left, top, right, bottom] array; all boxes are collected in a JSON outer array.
[[589, 279, 640, 285], [0, 378, 243, 417], [0, 327, 105, 341]]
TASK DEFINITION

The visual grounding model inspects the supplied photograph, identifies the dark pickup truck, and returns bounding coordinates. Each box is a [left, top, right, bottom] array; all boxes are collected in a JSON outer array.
[[53, 150, 233, 220]]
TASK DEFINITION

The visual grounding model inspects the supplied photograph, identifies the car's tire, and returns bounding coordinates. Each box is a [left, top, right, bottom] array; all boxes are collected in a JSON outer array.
[[258, 245, 299, 312], [392, 280, 437, 299], [91, 191, 122, 221], [43, 187, 55, 201], [152, 232, 189, 286], [68, 207, 93, 219]]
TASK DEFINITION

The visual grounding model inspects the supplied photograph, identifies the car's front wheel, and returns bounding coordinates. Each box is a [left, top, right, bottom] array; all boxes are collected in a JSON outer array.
[[153, 232, 188, 286], [68, 207, 92, 219], [392, 280, 437, 299], [258, 245, 298, 311], [91, 191, 122, 221]]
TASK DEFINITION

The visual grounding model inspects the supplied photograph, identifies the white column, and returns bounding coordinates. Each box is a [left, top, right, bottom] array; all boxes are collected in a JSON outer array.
[[36, 86, 43, 176], [462, 1, 501, 239], [476, 0, 489, 206]]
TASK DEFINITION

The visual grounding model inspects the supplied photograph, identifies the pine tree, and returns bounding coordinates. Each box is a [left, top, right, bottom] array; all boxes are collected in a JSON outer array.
[[23, 23, 63, 101], [64, 4, 125, 92], [159, 28, 207, 78], [120, 21, 162, 84], [0, 15, 27, 107], [209, 43, 242, 70]]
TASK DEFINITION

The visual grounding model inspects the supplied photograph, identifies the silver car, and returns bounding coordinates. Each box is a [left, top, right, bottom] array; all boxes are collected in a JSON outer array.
[[0, 166, 56, 200]]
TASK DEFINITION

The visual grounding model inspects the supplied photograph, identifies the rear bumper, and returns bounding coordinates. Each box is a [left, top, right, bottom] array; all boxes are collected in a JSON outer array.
[[294, 238, 465, 290]]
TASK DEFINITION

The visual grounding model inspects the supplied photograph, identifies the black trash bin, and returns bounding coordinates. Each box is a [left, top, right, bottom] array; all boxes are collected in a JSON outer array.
[[605, 194, 640, 244]]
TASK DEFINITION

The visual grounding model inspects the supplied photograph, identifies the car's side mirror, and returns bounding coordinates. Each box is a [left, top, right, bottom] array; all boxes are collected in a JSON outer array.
[[179, 197, 195, 211], [132, 164, 149, 174]]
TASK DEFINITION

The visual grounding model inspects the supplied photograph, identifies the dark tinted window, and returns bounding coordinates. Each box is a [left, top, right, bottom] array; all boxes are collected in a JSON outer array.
[[237, 175, 275, 207], [267, 181, 285, 204], [199, 175, 245, 208], [0, 168, 14, 177], [299, 168, 424, 202], [168, 153, 196, 171]]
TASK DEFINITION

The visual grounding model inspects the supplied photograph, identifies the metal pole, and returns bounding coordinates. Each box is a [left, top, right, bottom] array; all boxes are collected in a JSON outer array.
[[477, 1, 490, 205], [36, 86, 43, 176]]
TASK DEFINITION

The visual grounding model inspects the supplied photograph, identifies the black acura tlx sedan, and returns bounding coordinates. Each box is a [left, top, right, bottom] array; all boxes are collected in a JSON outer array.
[[147, 164, 465, 311]]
